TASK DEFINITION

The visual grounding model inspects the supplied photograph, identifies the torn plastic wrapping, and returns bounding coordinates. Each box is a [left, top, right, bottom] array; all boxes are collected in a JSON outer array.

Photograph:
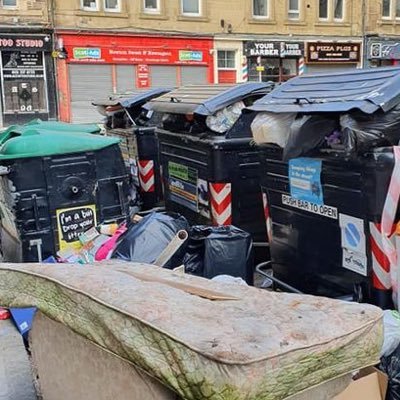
[[283, 115, 340, 161], [251, 112, 295, 147], [183, 225, 254, 285], [112, 212, 189, 269], [341, 103, 400, 154], [206, 101, 245, 134]]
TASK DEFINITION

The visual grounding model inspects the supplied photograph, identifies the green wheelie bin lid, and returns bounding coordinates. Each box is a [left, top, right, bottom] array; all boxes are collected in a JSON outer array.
[[24, 119, 102, 134], [0, 128, 119, 160]]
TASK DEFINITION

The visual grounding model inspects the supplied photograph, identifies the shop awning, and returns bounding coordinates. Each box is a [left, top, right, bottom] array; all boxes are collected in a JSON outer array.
[[145, 82, 274, 115], [249, 67, 400, 114]]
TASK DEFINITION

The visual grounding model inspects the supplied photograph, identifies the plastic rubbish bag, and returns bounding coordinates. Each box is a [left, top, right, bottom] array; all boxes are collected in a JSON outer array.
[[251, 112, 295, 147], [206, 101, 245, 134], [380, 343, 400, 400], [283, 115, 339, 161], [381, 310, 400, 358], [183, 225, 254, 284], [341, 103, 400, 154], [211, 275, 248, 286], [112, 212, 189, 269]]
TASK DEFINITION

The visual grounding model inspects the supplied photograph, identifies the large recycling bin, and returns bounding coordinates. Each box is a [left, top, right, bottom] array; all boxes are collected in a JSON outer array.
[[94, 88, 171, 210], [250, 67, 400, 308], [146, 83, 273, 248], [0, 128, 130, 262]]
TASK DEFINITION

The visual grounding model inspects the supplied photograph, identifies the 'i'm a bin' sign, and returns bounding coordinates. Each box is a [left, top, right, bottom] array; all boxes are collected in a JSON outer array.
[[56, 205, 97, 251]]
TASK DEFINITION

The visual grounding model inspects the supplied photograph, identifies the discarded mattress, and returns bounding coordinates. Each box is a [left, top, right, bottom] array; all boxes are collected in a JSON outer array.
[[0, 263, 383, 400]]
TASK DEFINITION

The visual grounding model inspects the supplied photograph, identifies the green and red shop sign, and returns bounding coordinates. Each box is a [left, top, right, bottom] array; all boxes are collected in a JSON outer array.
[[61, 33, 212, 66]]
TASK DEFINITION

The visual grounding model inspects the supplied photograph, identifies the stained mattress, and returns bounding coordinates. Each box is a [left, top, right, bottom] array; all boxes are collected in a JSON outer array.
[[0, 262, 383, 400]]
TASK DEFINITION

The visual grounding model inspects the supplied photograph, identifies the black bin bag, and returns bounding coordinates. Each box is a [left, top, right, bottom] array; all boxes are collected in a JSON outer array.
[[341, 103, 400, 155], [183, 225, 254, 285], [380, 344, 400, 400], [112, 212, 189, 269]]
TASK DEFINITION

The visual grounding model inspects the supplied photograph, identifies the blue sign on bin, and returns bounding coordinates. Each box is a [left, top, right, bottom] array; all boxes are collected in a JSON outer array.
[[289, 158, 323, 205]]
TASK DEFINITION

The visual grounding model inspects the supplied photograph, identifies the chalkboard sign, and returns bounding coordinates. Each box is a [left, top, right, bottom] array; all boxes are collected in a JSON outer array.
[[56, 205, 97, 251]]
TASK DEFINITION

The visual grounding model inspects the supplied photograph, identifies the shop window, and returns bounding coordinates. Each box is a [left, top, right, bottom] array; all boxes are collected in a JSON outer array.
[[181, 0, 201, 16], [1, 0, 17, 7], [288, 0, 299, 19], [319, 0, 344, 21], [81, 0, 99, 11], [143, 0, 160, 13], [104, 0, 120, 12], [253, 0, 268, 18], [248, 57, 297, 83], [217, 50, 236, 69]]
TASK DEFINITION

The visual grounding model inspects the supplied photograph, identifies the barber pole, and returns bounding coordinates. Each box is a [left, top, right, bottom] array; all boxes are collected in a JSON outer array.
[[262, 192, 272, 242], [298, 57, 305, 75], [242, 56, 248, 82], [210, 183, 232, 225], [138, 160, 155, 193]]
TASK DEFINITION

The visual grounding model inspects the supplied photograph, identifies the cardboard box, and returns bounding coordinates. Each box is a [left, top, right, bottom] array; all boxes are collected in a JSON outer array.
[[334, 368, 388, 400]]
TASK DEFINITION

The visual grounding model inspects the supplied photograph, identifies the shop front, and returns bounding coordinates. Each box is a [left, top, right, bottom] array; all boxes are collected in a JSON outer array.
[[56, 32, 214, 123], [305, 42, 362, 74], [0, 31, 57, 126], [243, 40, 304, 83], [367, 38, 400, 67]]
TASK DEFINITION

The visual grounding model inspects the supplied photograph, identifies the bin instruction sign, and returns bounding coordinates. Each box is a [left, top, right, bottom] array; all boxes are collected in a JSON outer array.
[[56, 204, 97, 251], [289, 158, 323, 205]]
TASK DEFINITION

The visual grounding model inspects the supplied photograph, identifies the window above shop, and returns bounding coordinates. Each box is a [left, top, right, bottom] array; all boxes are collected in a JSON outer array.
[[253, 0, 268, 18], [318, 0, 344, 21], [143, 0, 160, 13], [382, 0, 400, 19], [181, 0, 201, 16], [104, 0, 120, 12], [217, 50, 236, 69], [81, 0, 99, 11], [288, 0, 299, 19], [1, 0, 17, 8]]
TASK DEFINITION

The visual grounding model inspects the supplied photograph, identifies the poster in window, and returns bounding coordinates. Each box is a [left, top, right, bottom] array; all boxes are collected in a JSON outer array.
[[1, 50, 48, 114]]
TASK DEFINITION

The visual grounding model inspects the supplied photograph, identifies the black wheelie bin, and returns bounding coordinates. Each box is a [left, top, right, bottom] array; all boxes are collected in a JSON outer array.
[[145, 82, 274, 251], [93, 88, 172, 210], [250, 66, 400, 308], [0, 128, 130, 262]]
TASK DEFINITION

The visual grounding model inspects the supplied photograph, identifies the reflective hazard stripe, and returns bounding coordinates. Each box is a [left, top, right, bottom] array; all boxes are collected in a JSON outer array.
[[262, 192, 272, 242], [138, 160, 155, 193], [210, 183, 232, 226], [381, 146, 400, 264], [370, 222, 393, 290]]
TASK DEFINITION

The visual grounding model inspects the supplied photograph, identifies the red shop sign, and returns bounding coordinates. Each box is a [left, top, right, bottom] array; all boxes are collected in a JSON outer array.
[[67, 46, 207, 66], [136, 64, 150, 88]]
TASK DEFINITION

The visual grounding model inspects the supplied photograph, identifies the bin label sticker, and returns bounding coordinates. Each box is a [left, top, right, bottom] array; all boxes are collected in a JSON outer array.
[[289, 158, 323, 205], [339, 213, 367, 276], [342, 248, 368, 276], [168, 162, 198, 212], [282, 195, 338, 219], [56, 205, 97, 251]]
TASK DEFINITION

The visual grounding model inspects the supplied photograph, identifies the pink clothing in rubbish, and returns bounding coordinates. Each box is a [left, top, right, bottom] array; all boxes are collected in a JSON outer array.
[[95, 224, 127, 261]]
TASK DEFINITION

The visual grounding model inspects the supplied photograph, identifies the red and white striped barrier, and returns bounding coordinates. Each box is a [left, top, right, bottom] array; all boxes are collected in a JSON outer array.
[[210, 182, 232, 226], [370, 222, 394, 291], [262, 192, 272, 242], [138, 159, 155, 193]]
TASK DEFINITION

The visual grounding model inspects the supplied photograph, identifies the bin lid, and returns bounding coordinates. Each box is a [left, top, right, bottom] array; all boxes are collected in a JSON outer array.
[[0, 128, 119, 160], [249, 67, 400, 114], [145, 82, 274, 116], [92, 88, 172, 108], [22, 119, 101, 134]]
